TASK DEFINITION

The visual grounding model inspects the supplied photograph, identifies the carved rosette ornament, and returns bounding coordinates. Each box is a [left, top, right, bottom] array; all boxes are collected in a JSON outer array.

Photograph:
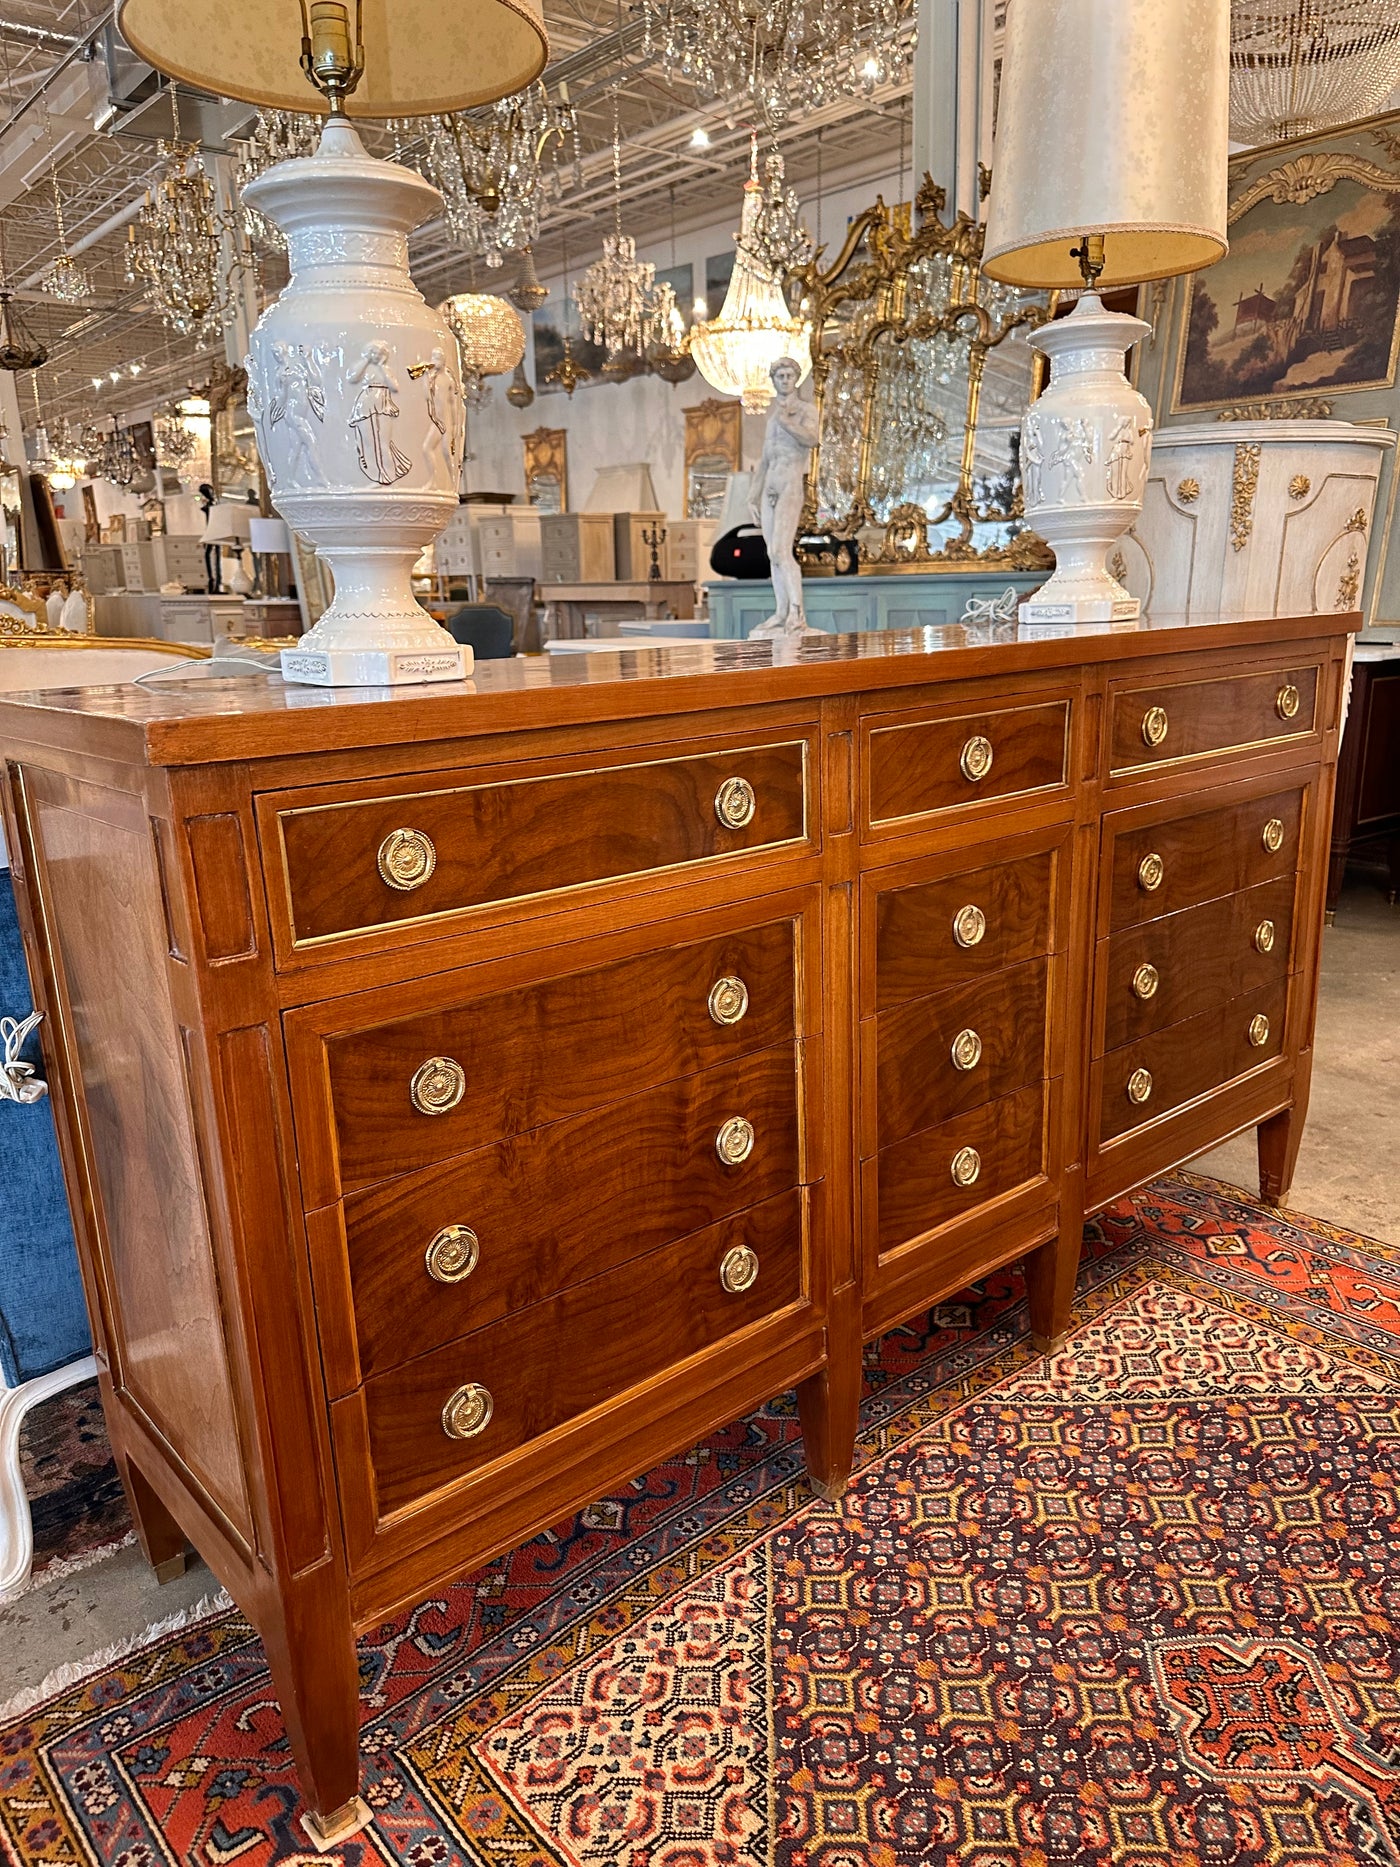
[[243, 121, 468, 688]]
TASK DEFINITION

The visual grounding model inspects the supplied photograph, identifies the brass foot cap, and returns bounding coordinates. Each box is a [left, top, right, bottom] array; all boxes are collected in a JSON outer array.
[[1030, 1331, 1066, 1356], [809, 1476, 850, 1503], [152, 1551, 188, 1585], [301, 1797, 373, 1852]]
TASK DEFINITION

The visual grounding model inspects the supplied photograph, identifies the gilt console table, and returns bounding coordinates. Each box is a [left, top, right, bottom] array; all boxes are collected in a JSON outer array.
[[0, 609, 1351, 1839]]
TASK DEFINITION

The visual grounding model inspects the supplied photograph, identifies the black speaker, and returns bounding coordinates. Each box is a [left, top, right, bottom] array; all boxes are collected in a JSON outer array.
[[709, 525, 771, 580]]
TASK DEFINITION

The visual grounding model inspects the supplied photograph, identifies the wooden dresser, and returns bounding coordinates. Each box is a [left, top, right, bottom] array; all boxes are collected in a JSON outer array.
[[0, 610, 1349, 1839]]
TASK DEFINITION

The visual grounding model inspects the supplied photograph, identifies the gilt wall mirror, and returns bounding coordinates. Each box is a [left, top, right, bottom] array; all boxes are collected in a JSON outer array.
[[523, 426, 567, 512], [684, 398, 743, 518], [794, 177, 1057, 572]]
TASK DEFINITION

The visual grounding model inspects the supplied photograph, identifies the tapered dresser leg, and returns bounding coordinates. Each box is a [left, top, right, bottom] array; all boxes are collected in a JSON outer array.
[[1257, 1091, 1309, 1207], [1025, 1173, 1085, 1355], [118, 1453, 188, 1583], [264, 1573, 366, 1840], [797, 1288, 861, 1502]]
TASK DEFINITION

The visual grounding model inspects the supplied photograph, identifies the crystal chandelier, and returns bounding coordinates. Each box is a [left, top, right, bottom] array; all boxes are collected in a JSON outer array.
[[648, 184, 697, 383], [39, 129, 91, 303], [155, 401, 198, 468], [125, 87, 234, 342], [575, 94, 676, 358], [419, 82, 579, 266], [739, 140, 812, 282], [1230, 3, 1400, 145], [509, 246, 549, 312], [691, 165, 811, 411], [440, 291, 526, 401], [641, 0, 913, 124]]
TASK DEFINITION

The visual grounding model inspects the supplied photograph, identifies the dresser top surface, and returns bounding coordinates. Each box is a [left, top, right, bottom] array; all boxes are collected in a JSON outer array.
[[0, 610, 1354, 768]]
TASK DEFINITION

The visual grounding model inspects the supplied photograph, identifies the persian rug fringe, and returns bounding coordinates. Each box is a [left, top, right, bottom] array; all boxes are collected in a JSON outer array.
[[0, 1587, 232, 1724]]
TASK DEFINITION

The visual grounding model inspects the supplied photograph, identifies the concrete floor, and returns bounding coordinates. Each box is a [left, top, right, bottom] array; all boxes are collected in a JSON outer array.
[[1, 878, 1396, 1704]]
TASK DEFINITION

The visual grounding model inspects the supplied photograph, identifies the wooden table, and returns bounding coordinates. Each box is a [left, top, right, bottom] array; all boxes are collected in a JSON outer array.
[[0, 607, 1353, 1839], [542, 579, 697, 638]]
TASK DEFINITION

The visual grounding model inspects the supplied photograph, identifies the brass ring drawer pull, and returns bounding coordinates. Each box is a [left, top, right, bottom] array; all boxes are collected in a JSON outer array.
[[708, 976, 749, 1025], [1254, 919, 1276, 955], [1132, 963, 1159, 1001], [1127, 1067, 1153, 1105], [719, 1244, 759, 1293], [1276, 683, 1301, 721], [714, 775, 756, 829], [952, 903, 986, 949], [950, 1145, 981, 1188], [442, 1382, 493, 1440], [1248, 1012, 1271, 1048], [425, 1224, 479, 1284], [410, 1055, 466, 1115], [378, 826, 437, 891], [715, 1116, 755, 1165], [960, 734, 994, 783], [1138, 851, 1164, 892], [950, 1028, 983, 1071], [1141, 705, 1169, 748], [1262, 817, 1286, 854]]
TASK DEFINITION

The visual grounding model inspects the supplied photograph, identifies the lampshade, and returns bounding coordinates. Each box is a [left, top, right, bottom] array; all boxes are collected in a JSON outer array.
[[202, 506, 238, 544], [249, 516, 292, 554], [116, 0, 547, 119], [983, 0, 1230, 290]]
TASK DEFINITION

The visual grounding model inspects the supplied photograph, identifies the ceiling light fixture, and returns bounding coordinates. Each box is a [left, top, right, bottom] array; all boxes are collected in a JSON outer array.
[[575, 89, 677, 359], [691, 156, 811, 411]]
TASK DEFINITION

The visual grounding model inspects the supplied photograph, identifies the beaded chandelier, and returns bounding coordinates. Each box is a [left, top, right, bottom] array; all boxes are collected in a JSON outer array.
[[1230, 2, 1400, 144], [440, 291, 526, 401], [691, 164, 810, 412], [39, 130, 91, 303]]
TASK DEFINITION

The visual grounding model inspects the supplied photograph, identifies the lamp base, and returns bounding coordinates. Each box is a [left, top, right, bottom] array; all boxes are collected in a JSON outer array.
[[1019, 591, 1140, 626], [279, 641, 471, 686]]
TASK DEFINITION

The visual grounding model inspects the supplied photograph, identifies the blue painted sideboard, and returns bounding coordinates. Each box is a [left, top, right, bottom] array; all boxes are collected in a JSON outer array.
[[704, 569, 1046, 638]]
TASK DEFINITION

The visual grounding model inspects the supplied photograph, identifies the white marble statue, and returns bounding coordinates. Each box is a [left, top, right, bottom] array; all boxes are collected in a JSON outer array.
[[749, 356, 820, 640]]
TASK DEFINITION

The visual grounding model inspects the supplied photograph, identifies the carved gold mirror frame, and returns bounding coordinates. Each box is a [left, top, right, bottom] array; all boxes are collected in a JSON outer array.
[[792, 176, 1057, 573], [523, 426, 568, 512], [684, 398, 743, 518]]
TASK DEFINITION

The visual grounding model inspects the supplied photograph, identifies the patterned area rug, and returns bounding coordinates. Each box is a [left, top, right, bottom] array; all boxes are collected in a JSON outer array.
[[17, 1379, 132, 1584], [2, 1172, 1399, 1867]]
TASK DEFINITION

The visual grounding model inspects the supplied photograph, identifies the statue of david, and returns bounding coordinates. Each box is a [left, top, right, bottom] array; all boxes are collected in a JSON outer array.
[[749, 356, 820, 639]]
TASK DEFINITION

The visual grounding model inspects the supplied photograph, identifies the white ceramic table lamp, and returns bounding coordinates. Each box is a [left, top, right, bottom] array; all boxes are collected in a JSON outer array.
[[117, 0, 546, 686], [983, 0, 1230, 626]]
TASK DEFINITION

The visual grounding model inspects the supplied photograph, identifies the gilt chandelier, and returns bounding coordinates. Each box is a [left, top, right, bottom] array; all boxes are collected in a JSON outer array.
[[39, 129, 91, 303], [1230, 2, 1400, 145], [641, 0, 913, 123], [126, 86, 234, 343], [691, 163, 811, 412], [419, 82, 579, 266], [575, 93, 676, 358]]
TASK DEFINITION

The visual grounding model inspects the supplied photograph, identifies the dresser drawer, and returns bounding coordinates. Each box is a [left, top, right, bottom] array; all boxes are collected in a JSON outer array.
[[272, 739, 808, 947], [866, 699, 1070, 829], [874, 850, 1055, 1009], [342, 1045, 801, 1381], [1105, 785, 1303, 931], [325, 918, 797, 1193], [871, 956, 1049, 1149], [872, 1082, 1046, 1259], [1098, 981, 1287, 1144], [359, 1189, 805, 1517], [1099, 875, 1296, 1053], [1108, 664, 1320, 776]]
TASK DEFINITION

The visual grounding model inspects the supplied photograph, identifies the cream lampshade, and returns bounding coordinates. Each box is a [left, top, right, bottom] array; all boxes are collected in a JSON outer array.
[[114, 0, 548, 690], [983, 0, 1229, 629]]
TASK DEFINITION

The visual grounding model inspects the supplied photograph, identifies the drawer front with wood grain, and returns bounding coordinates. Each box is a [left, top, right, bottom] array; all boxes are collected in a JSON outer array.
[[872, 956, 1049, 1148], [272, 739, 809, 946], [342, 1045, 801, 1381], [360, 1189, 805, 1518], [871, 1082, 1047, 1260], [1098, 981, 1287, 1144], [874, 849, 1055, 1008], [1105, 785, 1304, 932], [1108, 664, 1320, 776], [1098, 876, 1296, 1053], [323, 918, 799, 1194], [866, 699, 1070, 830]]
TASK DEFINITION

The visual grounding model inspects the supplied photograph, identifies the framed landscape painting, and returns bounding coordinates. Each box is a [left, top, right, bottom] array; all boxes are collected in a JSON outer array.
[[1172, 112, 1400, 414]]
